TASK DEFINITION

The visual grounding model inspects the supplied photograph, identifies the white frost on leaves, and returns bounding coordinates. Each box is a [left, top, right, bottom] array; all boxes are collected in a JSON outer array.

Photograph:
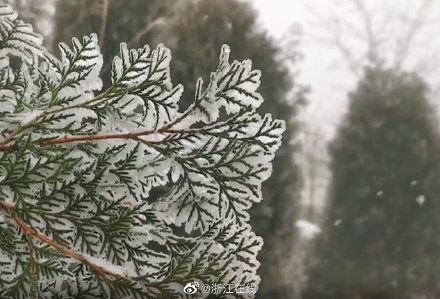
[[82, 253, 127, 276], [0, 5, 43, 62], [108, 43, 182, 131], [18, 110, 43, 125], [0, 58, 37, 124], [295, 219, 322, 240], [186, 45, 263, 125], [0, 5, 284, 298], [1, 110, 42, 129]]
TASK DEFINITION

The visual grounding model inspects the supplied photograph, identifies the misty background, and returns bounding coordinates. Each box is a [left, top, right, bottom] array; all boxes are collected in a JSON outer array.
[[6, 0, 440, 298]]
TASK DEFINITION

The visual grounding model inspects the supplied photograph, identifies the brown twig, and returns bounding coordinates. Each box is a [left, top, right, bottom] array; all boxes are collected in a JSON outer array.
[[0, 100, 197, 152], [39, 130, 156, 146], [127, 17, 166, 48], [0, 129, 158, 151], [0, 125, 197, 152], [0, 200, 179, 296]]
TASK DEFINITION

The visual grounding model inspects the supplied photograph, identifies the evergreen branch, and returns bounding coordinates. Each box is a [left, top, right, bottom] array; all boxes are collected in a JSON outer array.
[[0, 201, 127, 280], [0, 79, 170, 147], [0, 89, 115, 146], [0, 123, 216, 151], [0, 6, 282, 296]]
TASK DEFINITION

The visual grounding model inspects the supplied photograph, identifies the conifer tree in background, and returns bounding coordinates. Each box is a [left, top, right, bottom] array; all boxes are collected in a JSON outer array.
[[306, 68, 440, 298], [52, 0, 306, 297], [0, 5, 284, 298], [52, 0, 175, 86]]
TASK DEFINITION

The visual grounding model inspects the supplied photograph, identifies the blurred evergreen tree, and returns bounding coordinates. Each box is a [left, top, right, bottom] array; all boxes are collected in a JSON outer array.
[[306, 68, 440, 298], [52, 0, 305, 297], [53, 0, 174, 84]]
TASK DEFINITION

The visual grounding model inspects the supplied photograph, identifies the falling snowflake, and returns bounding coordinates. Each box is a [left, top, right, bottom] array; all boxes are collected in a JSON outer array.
[[416, 195, 425, 206], [295, 219, 322, 240]]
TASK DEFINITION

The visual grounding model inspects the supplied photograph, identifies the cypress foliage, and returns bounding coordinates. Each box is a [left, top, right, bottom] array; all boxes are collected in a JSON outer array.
[[0, 5, 285, 298], [52, 0, 306, 296], [150, 1, 305, 296]]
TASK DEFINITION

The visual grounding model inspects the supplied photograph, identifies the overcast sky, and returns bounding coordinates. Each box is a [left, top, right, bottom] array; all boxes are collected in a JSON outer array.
[[249, 0, 440, 139], [250, 0, 354, 139], [251, 0, 303, 39]]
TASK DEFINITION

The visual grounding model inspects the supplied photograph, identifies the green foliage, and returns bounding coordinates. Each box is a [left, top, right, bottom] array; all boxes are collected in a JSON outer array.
[[0, 4, 284, 298], [52, 0, 306, 296], [150, 1, 305, 296], [307, 68, 440, 297]]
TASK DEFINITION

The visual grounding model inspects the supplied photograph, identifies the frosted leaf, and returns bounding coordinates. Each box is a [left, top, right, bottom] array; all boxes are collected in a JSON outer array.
[[0, 58, 37, 136], [37, 34, 103, 110], [0, 4, 43, 62], [82, 253, 127, 276], [153, 128, 280, 229], [111, 43, 151, 87], [187, 45, 264, 124], [0, 6, 284, 298], [7, 110, 43, 126], [108, 43, 182, 130]]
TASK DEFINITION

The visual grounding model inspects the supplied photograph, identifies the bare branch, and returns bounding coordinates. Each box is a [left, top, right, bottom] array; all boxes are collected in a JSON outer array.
[[394, 0, 434, 69], [302, 0, 360, 75], [127, 17, 166, 48], [98, 0, 109, 49], [351, 0, 378, 64]]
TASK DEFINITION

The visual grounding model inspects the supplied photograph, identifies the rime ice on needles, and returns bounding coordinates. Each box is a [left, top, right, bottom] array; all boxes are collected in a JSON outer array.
[[0, 5, 285, 298]]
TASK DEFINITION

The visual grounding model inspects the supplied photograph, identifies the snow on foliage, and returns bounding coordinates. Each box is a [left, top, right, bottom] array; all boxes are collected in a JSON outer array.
[[0, 5, 284, 298]]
